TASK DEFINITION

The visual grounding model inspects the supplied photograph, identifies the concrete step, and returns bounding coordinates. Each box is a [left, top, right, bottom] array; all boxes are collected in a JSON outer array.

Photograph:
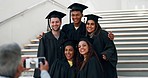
[[118, 53, 148, 57], [114, 32, 148, 36], [117, 63, 148, 68], [105, 28, 148, 32], [96, 9, 148, 16], [103, 12, 148, 16], [100, 14, 148, 18], [99, 13, 148, 18], [118, 60, 148, 68], [21, 49, 38, 52], [117, 68, 148, 76], [100, 16, 148, 21], [114, 37, 148, 41], [21, 55, 37, 58], [100, 21, 148, 25], [117, 68, 148, 72], [98, 11, 148, 16], [119, 56, 148, 60], [118, 60, 148, 64], [115, 42, 148, 45], [117, 50, 148, 53], [101, 23, 148, 28], [116, 44, 148, 47], [118, 53, 148, 60], [117, 47, 148, 51], [102, 25, 148, 29], [24, 44, 39, 49], [30, 39, 39, 44], [21, 49, 37, 55], [100, 19, 148, 24]]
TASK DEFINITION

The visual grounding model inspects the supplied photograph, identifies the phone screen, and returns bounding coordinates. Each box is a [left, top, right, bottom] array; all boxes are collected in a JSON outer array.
[[24, 57, 45, 68]]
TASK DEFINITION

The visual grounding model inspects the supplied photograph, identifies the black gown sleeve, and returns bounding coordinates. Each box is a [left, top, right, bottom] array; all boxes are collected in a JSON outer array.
[[37, 37, 45, 57], [49, 59, 68, 78], [100, 30, 117, 68], [86, 57, 104, 78], [77, 57, 104, 78]]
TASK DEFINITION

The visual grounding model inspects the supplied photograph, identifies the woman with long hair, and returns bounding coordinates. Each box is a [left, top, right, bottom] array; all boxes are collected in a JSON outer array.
[[84, 14, 117, 78], [77, 38, 104, 78]]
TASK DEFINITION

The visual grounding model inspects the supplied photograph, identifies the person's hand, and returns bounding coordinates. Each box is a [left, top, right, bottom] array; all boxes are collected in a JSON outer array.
[[102, 54, 107, 61], [108, 31, 114, 40], [21, 57, 30, 71], [15, 57, 30, 78], [40, 60, 49, 71], [37, 32, 45, 39]]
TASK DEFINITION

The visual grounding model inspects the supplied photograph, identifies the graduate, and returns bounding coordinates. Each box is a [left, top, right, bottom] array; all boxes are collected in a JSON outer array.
[[84, 14, 118, 78], [77, 38, 104, 78], [61, 3, 88, 42], [50, 40, 77, 78], [34, 10, 67, 78], [37, 3, 114, 41]]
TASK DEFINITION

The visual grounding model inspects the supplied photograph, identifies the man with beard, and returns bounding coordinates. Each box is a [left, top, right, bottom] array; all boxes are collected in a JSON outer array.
[[34, 10, 67, 78]]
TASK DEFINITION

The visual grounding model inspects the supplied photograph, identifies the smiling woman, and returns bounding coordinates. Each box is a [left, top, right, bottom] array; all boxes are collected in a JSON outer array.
[[84, 14, 117, 78], [86, 20, 96, 33], [65, 45, 74, 61], [77, 38, 104, 78], [49, 40, 77, 78]]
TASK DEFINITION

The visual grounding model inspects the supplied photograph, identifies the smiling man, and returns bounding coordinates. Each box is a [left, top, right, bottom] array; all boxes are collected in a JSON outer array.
[[61, 3, 88, 43], [34, 10, 67, 78]]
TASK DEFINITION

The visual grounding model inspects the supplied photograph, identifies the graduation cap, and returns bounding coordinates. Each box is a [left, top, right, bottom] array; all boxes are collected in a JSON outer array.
[[68, 3, 88, 13], [68, 3, 88, 23], [61, 40, 76, 49], [60, 40, 77, 59], [84, 14, 102, 23], [45, 10, 66, 31]]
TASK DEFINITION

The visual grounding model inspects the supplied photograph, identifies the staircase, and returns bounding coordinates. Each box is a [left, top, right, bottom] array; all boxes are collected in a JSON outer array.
[[97, 9, 148, 77], [21, 9, 148, 78]]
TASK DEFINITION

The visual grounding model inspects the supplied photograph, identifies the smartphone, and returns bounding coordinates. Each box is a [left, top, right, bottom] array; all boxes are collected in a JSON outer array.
[[24, 57, 45, 69]]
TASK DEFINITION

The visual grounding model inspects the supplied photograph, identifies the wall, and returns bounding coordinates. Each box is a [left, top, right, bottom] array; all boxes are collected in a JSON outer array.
[[0, 0, 68, 47], [121, 0, 148, 10]]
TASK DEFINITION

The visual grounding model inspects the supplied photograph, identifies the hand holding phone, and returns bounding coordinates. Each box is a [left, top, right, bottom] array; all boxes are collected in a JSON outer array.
[[40, 60, 49, 71]]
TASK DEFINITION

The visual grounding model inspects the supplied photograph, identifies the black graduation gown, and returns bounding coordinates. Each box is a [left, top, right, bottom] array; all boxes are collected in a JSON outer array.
[[34, 31, 67, 78], [91, 30, 117, 78], [50, 59, 77, 78], [62, 22, 86, 62], [61, 22, 86, 42], [77, 56, 104, 78]]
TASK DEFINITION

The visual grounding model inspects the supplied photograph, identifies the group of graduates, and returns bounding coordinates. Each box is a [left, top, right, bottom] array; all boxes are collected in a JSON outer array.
[[34, 3, 118, 78]]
